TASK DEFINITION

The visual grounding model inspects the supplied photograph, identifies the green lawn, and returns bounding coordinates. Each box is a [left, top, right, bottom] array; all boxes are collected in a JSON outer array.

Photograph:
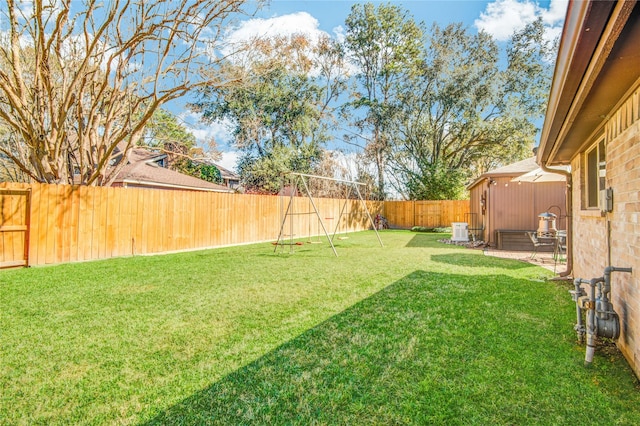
[[1, 231, 639, 425]]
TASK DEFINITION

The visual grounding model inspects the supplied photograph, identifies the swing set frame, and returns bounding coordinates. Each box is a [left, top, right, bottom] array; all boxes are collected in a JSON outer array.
[[274, 172, 383, 256]]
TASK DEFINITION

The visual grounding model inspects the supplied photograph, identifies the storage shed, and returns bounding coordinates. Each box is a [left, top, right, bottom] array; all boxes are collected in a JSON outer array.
[[467, 157, 567, 250]]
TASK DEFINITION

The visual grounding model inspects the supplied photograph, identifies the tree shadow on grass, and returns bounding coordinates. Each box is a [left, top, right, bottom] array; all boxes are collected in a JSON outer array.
[[431, 252, 532, 270], [140, 270, 636, 426]]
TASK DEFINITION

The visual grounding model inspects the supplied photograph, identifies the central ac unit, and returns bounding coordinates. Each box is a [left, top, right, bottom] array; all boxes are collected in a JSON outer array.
[[451, 222, 469, 242]]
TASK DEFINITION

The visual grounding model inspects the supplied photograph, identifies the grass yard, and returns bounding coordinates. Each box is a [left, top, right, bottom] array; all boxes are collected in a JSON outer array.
[[1, 230, 639, 425]]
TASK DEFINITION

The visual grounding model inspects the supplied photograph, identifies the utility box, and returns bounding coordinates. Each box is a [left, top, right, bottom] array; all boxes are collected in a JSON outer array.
[[451, 222, 469, 242], [599, 187, 613, 213]]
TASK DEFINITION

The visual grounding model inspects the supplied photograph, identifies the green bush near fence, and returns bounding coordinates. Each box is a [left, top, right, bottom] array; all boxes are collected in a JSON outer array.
[[411, 226, 452, 233]]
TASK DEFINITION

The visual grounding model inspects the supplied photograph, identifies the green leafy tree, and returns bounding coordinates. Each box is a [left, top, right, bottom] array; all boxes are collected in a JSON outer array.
[[192, 33, 347, 193], [184, 161, 223, 185], [142, 108, 223, 184], [387, 19, 556, 199], [142, 108, 196, 172], [238, 144, 320, 194], [343, 2, 423, 200], [143, 109, 197, 151], [404, 164, 467, 200]]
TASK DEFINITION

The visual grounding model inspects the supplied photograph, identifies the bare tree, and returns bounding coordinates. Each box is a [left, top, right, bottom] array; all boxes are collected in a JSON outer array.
[[0, 0, 256, 185]]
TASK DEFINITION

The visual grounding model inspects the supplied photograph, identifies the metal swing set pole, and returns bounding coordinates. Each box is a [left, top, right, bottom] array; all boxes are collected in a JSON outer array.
[[297, 174, 338, 257], [274, 174, 297, 253], [289, 172, 383, 249], [354, 184, 384, 247], [331, 185, 352, 241]]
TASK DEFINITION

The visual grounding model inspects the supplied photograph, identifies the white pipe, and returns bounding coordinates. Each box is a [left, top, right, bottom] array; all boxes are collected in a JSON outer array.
[[573, 278, 585, 343], [585, 277, 602, 365], [585, 345, 595, 364]]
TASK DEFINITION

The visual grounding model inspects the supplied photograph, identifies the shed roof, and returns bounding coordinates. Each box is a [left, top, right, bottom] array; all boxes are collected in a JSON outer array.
[[466, 157, 538, 189], [484, 157, 538, 176]]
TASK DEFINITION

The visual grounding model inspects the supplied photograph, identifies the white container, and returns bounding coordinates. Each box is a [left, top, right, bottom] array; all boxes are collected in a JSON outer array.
[[451, 222, 469, 242]]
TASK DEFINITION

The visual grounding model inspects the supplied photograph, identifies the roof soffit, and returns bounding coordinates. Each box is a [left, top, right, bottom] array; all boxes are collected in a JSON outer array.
[[539, 1, 639, 166]]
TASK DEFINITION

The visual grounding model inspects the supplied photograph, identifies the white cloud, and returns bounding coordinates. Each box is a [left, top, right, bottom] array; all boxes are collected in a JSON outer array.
[[544, 0, 569, 25], [188, 121, 230, 145], [179, 111, 234, 148], [12, 0, 63, 23], [475, 0, 537, 40], [474, 0, 567, 42], [222, 11, 328, 52], [217, 151, 240, 173], [218, 11, 354, 77], [332, 25, 347, 44], [177, 111, 239, 172], [541, 0, 568, 42]]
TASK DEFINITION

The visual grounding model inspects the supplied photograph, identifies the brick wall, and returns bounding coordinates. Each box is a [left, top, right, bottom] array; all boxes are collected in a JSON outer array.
[[571, 88, 640, 378]]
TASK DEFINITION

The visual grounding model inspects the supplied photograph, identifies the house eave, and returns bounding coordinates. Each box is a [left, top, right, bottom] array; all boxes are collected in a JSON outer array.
[[538, 0, 640, 167]]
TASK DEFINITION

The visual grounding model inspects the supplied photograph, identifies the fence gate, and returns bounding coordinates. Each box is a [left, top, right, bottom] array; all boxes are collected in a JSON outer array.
[[414, 201, 442, 228], [0, 188, 31, 268]]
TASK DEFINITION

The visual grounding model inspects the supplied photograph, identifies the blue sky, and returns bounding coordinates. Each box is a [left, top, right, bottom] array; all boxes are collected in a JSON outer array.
[[257, 0, 566, 40], [263, 1, 497, 36], [186, 0, 568, 171]]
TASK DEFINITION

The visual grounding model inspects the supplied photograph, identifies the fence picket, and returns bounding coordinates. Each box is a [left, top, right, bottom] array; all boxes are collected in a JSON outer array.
[[0, 182, 468, 266]]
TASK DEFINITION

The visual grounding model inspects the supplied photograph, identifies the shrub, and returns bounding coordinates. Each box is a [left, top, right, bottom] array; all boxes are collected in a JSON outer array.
[[411, 226, 451, 233]]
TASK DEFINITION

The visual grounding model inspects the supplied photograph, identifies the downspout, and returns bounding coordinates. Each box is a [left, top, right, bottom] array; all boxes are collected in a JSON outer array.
[[540, 163, 572, 277], [486, 178, 493, 247]]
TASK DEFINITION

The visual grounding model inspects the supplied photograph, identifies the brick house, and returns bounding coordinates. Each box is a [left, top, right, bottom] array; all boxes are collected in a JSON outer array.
[[537, 1, 640, 376]]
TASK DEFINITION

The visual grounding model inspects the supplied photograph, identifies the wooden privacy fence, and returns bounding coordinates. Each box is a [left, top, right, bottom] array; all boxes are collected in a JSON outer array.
[[383, 200, 470, 229], [0, 182, 468, 267], [0, 182, 383, 267]]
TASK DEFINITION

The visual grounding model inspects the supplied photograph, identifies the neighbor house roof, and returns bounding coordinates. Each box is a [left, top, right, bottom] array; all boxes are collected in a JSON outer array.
[[466, 157, 538, 189], [113, 148, 234, 192], [537, 1, 640, 166], [212, 162, 240, 182]]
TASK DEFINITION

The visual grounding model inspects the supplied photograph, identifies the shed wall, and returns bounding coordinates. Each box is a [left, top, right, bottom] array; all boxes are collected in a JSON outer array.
[[469, 176, 566, 247]]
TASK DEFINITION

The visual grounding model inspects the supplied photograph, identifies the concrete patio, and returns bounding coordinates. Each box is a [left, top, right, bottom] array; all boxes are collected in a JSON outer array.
[[483, 247, 567, 273]]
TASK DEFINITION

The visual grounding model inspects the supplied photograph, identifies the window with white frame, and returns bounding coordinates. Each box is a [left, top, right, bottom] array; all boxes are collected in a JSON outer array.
[[585, 139, 606, 209]]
